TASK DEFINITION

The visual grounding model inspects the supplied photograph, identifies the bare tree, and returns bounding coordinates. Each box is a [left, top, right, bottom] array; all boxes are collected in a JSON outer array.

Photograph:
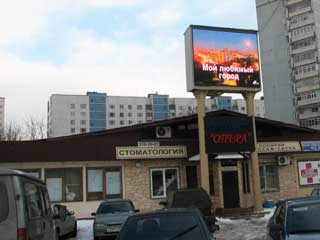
[[24, 116, 46, 140], [0, 122, 23, 141]]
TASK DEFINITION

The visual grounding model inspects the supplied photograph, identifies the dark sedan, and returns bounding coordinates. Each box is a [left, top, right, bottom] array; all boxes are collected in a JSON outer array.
[[116, 208, 215, 240], [267, 197, 320, 240]]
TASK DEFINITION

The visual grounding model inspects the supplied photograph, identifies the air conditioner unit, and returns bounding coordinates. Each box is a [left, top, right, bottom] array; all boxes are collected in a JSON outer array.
[[277, 156, 291, 166], [156, 127, 171, 138]]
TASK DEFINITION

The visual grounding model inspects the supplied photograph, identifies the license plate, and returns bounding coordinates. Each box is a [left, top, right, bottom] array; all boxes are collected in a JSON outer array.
[[107, 225, 121, 232]]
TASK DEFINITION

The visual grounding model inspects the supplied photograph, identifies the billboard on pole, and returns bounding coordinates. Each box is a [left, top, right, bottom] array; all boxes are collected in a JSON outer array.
[[185, 25, 261, 92]]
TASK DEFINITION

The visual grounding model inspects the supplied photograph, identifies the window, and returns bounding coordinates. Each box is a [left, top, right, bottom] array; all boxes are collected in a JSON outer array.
[[137, 105, 143, 110], [24, 183, 44, 219], [109, 104, 115, 109], [80, 128, 86, 133], [0, 182, 9, 222], [70, 104, 75, 109], [109, 120, 115, 125], [80, 120, 86, 125], [150, 168, 179, 198], [87, 168, 122, 200], [109, 112, 115, 118], [45, 168, 82, 202], [312, 107, 318, 112], [120, 112, 124, 118], [128, 120, 132, 124], [70, 111, 75, 116], [70, 120, 75, 125], [138, 120, 143, 124], [120, 120, 124, 125], [80, 104, 86, 109], [259, 165, 279, 192], [128, 105, 132, 110], [70, 128, 75, 133], [81, 112, 86, 117], [120, 105, 124, 109], [128, 112, 132, 117], [137, 112, 143, 117]]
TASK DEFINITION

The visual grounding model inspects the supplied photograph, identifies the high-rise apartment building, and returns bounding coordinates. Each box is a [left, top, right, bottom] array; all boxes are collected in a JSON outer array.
[[0, 97, 4, 130], [256, 0, 320, 128], [47, 92, 265, 138]]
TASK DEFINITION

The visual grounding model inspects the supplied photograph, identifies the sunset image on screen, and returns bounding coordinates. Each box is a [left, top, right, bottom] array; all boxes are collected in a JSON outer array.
[[192, 29, 260, 88]]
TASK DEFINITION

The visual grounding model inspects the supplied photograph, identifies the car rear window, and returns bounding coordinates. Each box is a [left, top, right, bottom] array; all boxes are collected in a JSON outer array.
[[120, 214, 204, 240], [172, 190, 211, 208], [0, 182, 9, 222], [97, 202, 134, 214]]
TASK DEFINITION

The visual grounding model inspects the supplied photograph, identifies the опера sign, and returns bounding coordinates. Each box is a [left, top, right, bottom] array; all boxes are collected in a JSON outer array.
[[204, 116, 255, 153], [116, 146, 187, 160]]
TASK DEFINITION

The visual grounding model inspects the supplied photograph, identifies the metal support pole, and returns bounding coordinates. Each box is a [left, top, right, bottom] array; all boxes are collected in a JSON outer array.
[[194, 90, 210, 193], [243, 92, 263, 212]]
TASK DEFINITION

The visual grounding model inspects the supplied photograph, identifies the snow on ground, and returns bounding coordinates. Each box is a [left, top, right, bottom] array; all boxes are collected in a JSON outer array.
[[67, 208, 275, 240], [215, 208, 275, 240]]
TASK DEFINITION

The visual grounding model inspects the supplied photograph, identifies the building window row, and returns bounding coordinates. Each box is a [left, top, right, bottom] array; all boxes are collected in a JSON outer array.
[[291, 37, 314, 50], [289, 12, 311, 26], [297, 91, 317, 101], [70, 104, 87, 109], [294, 63, 316, 76], [20, 167, 181, 202], [301, 117, 320, 127], [291, 25, 313, 37], [70, 128, 86, 133], [70, 120, 87, 125], [293, 51, 315, 63]]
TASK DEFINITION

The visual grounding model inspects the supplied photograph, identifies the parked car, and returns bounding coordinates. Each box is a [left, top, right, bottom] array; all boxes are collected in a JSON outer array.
[[159, 188, 218, 232], [116, 208, 215, 240], [310, 187, 320, 196], [267, 196, 320, 240], [53, 204, 77, 239], [92, 199, 139, 240], [0, 168, 56, 240]]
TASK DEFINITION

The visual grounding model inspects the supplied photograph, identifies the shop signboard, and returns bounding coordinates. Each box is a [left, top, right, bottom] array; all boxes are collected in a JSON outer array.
[[257, 142, 301, 153], [116, 146, 187, 160], [301, 141, 320, 152], [298, 161, 320, 185], [185, 25, 261, 92], [204, 116, 254, 153]]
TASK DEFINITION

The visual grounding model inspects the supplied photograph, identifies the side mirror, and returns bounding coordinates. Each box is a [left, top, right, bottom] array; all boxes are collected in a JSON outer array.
[[69, 211, 75, 216], [159, 201, 168, 206], [91, 212, 96, 216], [134, 209, 140, 213]]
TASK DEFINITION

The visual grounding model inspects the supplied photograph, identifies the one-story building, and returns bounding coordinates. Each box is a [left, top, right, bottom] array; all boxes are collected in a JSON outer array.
[[1, 110, 320, 218]]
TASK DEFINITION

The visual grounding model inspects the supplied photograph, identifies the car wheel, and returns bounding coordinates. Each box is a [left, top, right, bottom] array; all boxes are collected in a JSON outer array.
[[70, 221, 77, 237]]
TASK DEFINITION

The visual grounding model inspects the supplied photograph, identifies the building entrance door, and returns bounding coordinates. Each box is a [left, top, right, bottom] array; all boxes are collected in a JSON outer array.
[[186, 166, 198, 188], [222, 171, 240, 208]]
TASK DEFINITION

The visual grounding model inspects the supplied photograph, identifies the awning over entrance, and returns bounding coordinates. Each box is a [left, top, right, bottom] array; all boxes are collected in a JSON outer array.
[[188, 153, 245, 161]]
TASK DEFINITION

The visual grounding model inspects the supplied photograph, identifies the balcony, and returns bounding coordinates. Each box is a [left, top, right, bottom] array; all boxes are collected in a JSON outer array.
[[289, 17, 314, 30], [287, 0, 306, 6], [294, 70, 318, 80], [293, 56, 317, 67], [291, 43, 316, 55], [299, 111, 320, 120], [288, 6, 312, 18], [290, 31, 314, 43], [297, 97, 320, 107], [295, 83, 320, 93]]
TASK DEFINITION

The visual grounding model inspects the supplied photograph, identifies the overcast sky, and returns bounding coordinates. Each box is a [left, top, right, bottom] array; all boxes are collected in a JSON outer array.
[[0, 0, 258, 123]]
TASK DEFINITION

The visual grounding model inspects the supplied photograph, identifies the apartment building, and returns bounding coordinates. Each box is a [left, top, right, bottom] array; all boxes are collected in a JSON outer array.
[[0, 97, 4, 130], [47, 92, 265, 138], [256, 0, 320, 128]]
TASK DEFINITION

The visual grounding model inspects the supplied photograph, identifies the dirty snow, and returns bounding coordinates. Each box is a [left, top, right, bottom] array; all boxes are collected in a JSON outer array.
[[67, 208, 275, 240]]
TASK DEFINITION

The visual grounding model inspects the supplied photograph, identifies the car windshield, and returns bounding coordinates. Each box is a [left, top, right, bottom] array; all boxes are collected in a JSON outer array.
[[287, 202, 320, 234], [97, 202, 133, 214], [119, 214, 204, 240]]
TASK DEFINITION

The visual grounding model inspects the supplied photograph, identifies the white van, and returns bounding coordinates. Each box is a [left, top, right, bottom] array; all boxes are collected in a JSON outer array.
[[0, 168, 56, 240]]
